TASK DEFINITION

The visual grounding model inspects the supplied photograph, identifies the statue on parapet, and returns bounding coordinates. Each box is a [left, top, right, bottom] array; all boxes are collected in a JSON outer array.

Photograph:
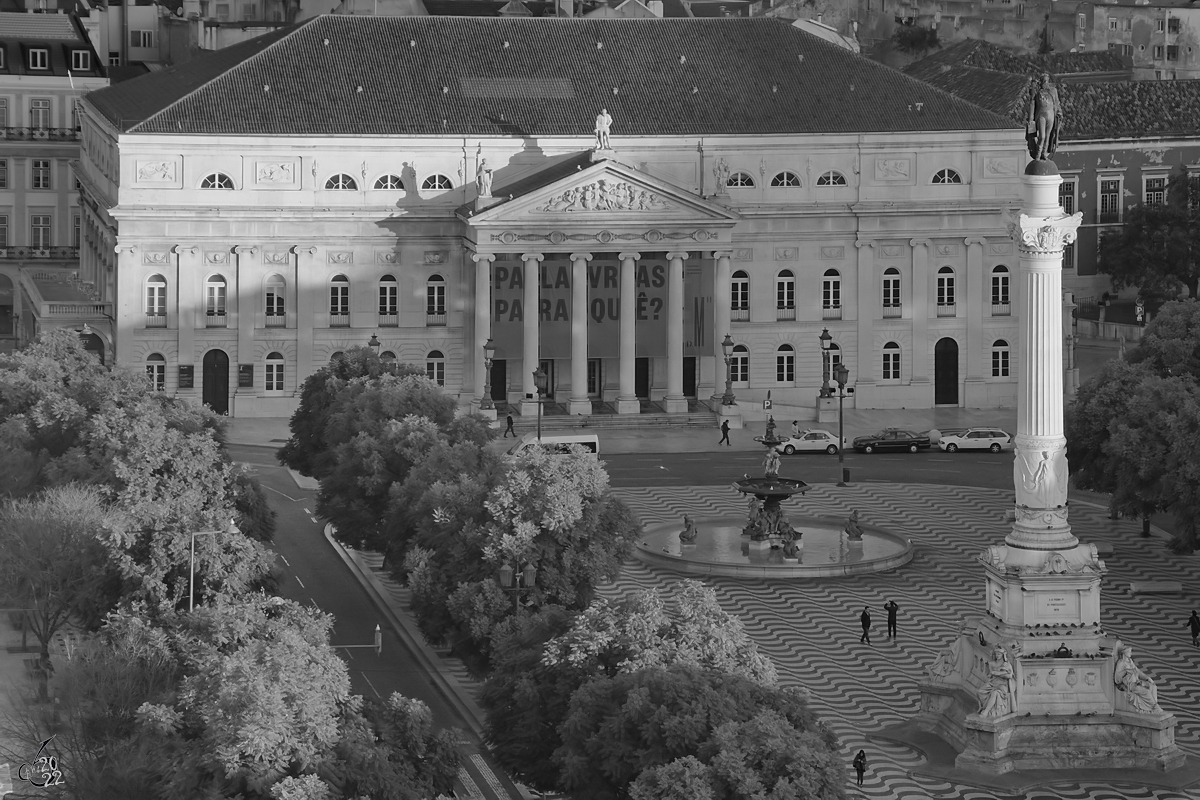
[[476, 157, 493, 198], [1026, 72, 1061, 161], [595, 109, 613, 150]]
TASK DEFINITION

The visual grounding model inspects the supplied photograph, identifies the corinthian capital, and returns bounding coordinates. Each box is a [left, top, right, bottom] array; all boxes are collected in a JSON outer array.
[[1005, 210, 1083, 254]]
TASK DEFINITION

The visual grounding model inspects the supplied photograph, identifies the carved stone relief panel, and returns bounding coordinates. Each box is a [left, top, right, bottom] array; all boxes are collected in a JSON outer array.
[[205, 251, 230, 266], [262, 251, 290, 265], [874, 158, 911, 181], [733, 248, 753, 261], [328, 251, 353, 265], [134, 157, 182, 188], [424, 251, 448, 265], [989, 243, 1012, 256], [142, 251, 172, 266], [254, 160, 300, 187], [936, 243, 960, 257], [879, 245, 903, 258], [774, 247, 798, 261], [983, 157, 1018, 177], [537, 180, 670, 213], [820, 246, 845, 259], [376, 251, 399, 264]]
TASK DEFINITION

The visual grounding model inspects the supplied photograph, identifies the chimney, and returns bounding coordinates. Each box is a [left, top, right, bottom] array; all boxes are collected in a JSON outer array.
[[647, 0, 663, 14]]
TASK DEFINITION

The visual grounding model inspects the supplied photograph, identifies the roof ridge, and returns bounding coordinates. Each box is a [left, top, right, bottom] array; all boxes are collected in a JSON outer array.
[[128, 19, 317, 133]]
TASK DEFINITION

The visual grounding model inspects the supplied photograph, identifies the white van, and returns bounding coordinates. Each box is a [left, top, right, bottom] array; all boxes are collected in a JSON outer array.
[[505, 432, 600, 456]]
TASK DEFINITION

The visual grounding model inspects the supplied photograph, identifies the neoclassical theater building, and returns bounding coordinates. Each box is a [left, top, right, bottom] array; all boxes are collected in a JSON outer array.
[[75, 15, 1026, 418]]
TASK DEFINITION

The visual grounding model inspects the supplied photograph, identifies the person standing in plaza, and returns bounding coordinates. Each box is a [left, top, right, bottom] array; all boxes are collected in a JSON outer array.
[[1187, 610, 1200, 647], [860, 607, 872, 644], [719, 419, 731, 446], [884, 600, 899, 640], [504, 414, 516, 438], [791, 419, 801, 438], [852, 750, 867, 786]]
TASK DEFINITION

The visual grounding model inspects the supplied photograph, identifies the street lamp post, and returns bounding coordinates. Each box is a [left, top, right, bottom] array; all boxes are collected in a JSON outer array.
[[367, 332, 380, 353], [481, 338, 497, 411], [533, 367, 548, 442], [721, 333, 736, 406], [498, 562, 538, 613], [834, 362, 850, 487], [190, 519, 239, 612], [818, 327, 832, 398]]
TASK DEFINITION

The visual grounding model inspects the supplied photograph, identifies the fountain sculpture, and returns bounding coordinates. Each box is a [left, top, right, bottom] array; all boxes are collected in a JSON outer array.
[[733, 416, 810, 559]]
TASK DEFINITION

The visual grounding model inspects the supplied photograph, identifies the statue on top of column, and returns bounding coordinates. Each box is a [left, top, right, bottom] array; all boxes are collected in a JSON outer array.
[[1026, 72, 1062, 161]]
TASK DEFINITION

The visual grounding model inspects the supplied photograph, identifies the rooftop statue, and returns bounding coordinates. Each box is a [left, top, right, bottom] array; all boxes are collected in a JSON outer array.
[[1026, 72, 1061, 161], [595, 109, 613, 150]]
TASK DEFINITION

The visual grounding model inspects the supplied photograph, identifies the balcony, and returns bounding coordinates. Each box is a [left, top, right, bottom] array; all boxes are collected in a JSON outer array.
[[822, 305, 842, 320], [992, 303, 1011, 317], [426, 313, 447, 327], [936, 303, 956, 318], [145, 314, 167, 328], [730, 307, 750, 322], [21, 269, 111, 325], [882, 304, 903, 319], [205, 312, 227, 327], [776, 306, 796, 321], [1098, 210, 1121, 225], [0, 246, 80, 261], [1, 127, 80, 142], [266, 314, 286, 328], [329, 313, 350, 328], [378, 313, 399, 327]]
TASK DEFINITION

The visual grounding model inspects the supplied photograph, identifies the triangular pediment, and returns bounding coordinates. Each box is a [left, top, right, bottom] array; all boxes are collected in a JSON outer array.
[[462, 156, 739, 228]]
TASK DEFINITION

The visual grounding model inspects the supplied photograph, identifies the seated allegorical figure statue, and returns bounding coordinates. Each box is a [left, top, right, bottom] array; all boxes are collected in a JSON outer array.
[[679, 514, 699, 543], [977, 645, 1016, 717], [1114, 646, 1161, 713], [844, 510, 863, 541]]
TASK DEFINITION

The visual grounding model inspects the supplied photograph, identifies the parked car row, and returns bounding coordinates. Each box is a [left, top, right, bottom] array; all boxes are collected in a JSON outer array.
[[771, 426, 1014, 456]]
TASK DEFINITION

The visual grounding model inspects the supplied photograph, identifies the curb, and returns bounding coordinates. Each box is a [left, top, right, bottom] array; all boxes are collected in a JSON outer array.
[[322, 525, 489, 742]]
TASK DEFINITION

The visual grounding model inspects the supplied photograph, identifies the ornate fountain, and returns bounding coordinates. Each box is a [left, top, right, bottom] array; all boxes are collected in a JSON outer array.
[[733, 416, 810, 558]]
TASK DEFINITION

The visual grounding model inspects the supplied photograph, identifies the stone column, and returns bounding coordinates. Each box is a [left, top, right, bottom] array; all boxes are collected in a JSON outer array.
[[854, 241, 875, 401], [664, 250, 689, 413], [909, 238, 931, 387], [569, 252, 593, 416], [710, 250, 732, 405], [173, 246, 199, 389], [520, 252, 544, 418], [472, 252, 496, 412], [963, 237, 988, 406], [617, 251, 641, 415], [233, 245, 258, 389], [293, 246, 318, 392]]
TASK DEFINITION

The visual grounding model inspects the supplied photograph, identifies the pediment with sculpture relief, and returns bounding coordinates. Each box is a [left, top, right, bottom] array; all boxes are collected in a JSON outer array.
[[537, 179, 671, 213]]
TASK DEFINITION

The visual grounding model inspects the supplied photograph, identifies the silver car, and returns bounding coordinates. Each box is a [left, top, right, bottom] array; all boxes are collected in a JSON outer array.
[[938, 428, 1012, 453], [774, 429, 843, 455]]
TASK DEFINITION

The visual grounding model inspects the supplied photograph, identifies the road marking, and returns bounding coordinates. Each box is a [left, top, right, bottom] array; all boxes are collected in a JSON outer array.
[[279, 555, 290, 567], [263, 485, 302, 501], [294, 575, 305, 589], [361, 672, 381, 698], [469, 753, 508, 799], [303, 508, 311, 515], [309, 598, 320, 610], [456, 766, 485, 799]]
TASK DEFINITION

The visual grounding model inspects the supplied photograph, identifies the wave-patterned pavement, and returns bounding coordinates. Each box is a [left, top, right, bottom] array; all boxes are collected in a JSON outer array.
[[610, 483, 1200, 800]]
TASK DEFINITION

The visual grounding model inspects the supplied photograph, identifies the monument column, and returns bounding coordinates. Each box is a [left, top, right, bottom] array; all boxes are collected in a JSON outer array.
[[909, 238, 931, 387], [963, 237, 988, 406], [617, 252, 641, 415], [664, 250, 689, 413], [520, 252, 544, 418], [472, 252, 496, 412], [710, 250, 732, 405], [569, 252, 593, 416]]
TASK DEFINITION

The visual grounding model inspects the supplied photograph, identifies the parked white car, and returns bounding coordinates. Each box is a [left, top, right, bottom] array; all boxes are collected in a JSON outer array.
[[774, 429, 843, 455], [938, 428, 1012, 453]]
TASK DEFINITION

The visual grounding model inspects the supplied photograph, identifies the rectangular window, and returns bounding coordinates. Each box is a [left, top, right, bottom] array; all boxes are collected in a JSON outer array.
[[426, 283, 445, 315], [146, 283, 166, 316], [992, 349, 1009, 377], [1156, 18, 1165, 32], [32, 159, 51, 190], [71, 50, 91, 71], [216, 3, 230, 19], [206, 284, 226, 316], [1154, 45, 1164, 59], [266, 362, 284, 392], [1059, 179, 1075, 214], [330, 285, 349, 315], [822, 277, 840, 308], [1099, 179, 1121, 223], [0, 48, 5, 70], [883, 277, 901, 307], [426, 360, 445, 386], [0, 98, 7, 128], [1168, 16, 1180, 33], [242, 2, 258, 18], [0, 159, 7, 190], [0, 215, 7, 248], [1145, 176, 1167, 205], [776, 352, 794, 383], [378, 285, 397, 315], [31, 215, 51, 250], [731, 277, 749, 310], [937, 274, 955, 306], [776, 278, 794, 309], [1063, 242, 1076, 270], [731, 354, 748, 384], [146, 362, 166, 391], [130, 30, 155, 48], [883, 350, 900, 381], [1167, 45, 1179, 61], [30, 99, 50, 130], [991, 272, 1009, 306], [29, 48, 49, 70], [1077, 13, 1086, 28], [73, 214, 80, 249], [1108, 17, 1117, 30], [1123, 17, 1131, 30], [109, 52, 121, 67], [266, 290, 285, 316]]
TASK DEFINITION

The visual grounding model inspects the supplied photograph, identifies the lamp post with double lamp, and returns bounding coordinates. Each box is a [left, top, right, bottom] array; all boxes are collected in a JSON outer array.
[[498, 562, 538, 613], [533, 366, 548, 441], [481, 338, 497, 411], [818, 327, 833, 398], [834, 362, 850, 487], [721, 333, 736, 406], [190, 519, 239, 613]]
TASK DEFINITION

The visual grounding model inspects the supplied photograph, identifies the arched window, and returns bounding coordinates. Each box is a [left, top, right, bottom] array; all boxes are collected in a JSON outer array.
[[426, 274, 446, 323], [882, 341, 901, 381], [771, 171, 802, 188], [776, 270, 795, 312], [933, 168, 963, 185], [329, 275, 349, 323], [146, 353, 166, 391], [265, 274, 285, 326], [422, 174, 453, 190], [731, 344, 749, 386], [200, 173, 234, 189], [325, 174, 357, 190], [937, 266, 955, 310], [992, 340, 1010, 377], [145, 273, 166, 325], [380, 350, 396, 362], [822, 269, 841, 313], [776, 343, 795, 383], [883, 267, 901, 314], [824, 342, 841, 382], [426, 350, 445, 386], [373, 174, 404, 190], [330, 351, 345, 363], [379, 274, 398, 320], [817, 171, 846, 186], [991, 265, 1010, 311], [205, 274, 227, 323], [731, 270, 749, 316], [728, 172, 755, 188], [265, 351, 285, 392]]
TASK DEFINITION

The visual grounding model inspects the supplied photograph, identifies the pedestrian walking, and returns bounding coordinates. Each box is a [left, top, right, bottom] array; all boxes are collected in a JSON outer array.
[[719, 419, 731, 446], [1188, 610, 1200, 647], [504, 414, 516, 438], [791, 420, 801, 438], [884, 600, 899, 640], [852, 750, 867, 786], [859, 607, 872, 644]]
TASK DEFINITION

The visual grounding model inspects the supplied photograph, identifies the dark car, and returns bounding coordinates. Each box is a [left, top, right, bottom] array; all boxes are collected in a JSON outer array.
[[852, 428, 932, 454]]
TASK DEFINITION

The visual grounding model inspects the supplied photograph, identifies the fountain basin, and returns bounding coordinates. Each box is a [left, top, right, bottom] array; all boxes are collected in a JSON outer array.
[[733, 476, 810, 500], [635, 515, 913, 579]]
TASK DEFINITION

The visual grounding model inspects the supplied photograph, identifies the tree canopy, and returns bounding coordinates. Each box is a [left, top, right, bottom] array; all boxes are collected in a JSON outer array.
[[1100, 171, 1200, 303]]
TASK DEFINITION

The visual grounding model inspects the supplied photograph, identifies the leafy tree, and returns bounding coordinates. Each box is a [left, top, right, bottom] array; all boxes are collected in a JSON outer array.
[[1100, 171, 1200, 303], [276, 347, 424, 478], [1126, 299, 1200, 380], [554, 666, 842, 800], [231, 467, 278, 543]]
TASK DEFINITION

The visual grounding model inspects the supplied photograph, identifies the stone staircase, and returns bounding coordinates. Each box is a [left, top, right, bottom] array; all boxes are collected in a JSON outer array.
[[502, 399, 718, 430]]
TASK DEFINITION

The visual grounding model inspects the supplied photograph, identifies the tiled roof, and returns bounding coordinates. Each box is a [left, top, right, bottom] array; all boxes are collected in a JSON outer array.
[[904, 64, 1032, 122], [905, 38, 1127, 79], [84, 15, 1016, 136], [454, 149, 598, 217], [0, 12, 79, 39], [0, 12, 105, 78]]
